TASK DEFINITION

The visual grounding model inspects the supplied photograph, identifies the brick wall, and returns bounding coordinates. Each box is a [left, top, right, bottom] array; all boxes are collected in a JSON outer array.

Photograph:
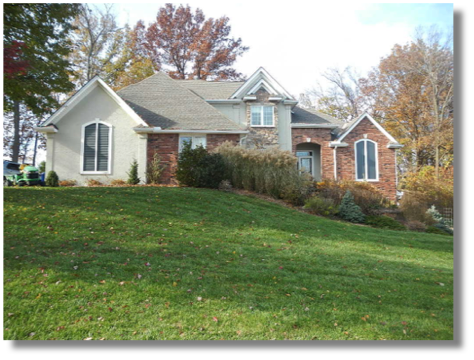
[[291, 128, 334, 179], [336, 117, 397, 201], [291, 120, 398, 201], [147, 133, 241, 184]]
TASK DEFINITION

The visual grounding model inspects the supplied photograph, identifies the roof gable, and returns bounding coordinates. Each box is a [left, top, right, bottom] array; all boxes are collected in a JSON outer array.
[[230, 67, 294, 100], [336, 113, 400, 145], [41, 77, 147, 127]]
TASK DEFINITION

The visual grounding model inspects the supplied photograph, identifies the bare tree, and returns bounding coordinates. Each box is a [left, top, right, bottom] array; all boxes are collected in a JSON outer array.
[[69, 4, 126, 87]]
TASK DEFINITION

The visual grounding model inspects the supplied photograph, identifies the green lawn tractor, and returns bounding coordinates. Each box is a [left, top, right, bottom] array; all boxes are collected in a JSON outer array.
[[4, 164, 43, 187]]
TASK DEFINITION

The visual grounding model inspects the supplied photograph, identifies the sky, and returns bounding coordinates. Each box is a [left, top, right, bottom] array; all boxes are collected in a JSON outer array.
[[17, 1, 454, 164], [104, 1, 453, 97]]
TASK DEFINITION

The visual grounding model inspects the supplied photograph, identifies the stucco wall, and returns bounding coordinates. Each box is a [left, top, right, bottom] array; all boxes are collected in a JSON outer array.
[[46, 84, 146, 185]]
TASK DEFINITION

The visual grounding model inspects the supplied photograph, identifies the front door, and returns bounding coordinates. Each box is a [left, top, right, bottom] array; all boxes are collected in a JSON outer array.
[[296, 151, 313, 177]]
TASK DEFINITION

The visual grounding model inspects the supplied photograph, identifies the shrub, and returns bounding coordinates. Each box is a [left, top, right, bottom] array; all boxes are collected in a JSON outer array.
[[401, 166, 453, 209], [426, 205, 452, 232], [365, 215, 406, 231], [215, 141, 313, 205], [59, 179, 77, 187], [176, 142, 207, 187], [304, 195, 339, 216], [338, 190, 365, 223], [316, 179, 390, 215], [146, 153, 165, 184], [110, 179, 127, 186], [426, 225, 452, 236], [218, 180, 233, 192], [86, 179, 103, 187], [195, 153, 226, 189], [406, 220, 426, 232], [127, 159, 140, 185], [399, 191, 434, 225], [45, 171, 59, 187]]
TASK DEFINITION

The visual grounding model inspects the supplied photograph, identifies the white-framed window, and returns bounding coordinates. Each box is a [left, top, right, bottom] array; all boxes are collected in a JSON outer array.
[[251, 105, 274, 127], [355, 139, 378, 181], [81, 121, 112, 174], [179, 135, 207, 152]]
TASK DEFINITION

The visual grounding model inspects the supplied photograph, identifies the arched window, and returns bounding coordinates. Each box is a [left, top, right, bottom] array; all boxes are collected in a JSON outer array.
[[355, 139, 378, 181], [81, 121, 112, 173]]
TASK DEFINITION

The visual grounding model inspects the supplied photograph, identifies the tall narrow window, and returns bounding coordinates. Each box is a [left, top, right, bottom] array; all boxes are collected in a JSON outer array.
[[82, 122, 111, 173], [355, 139, 378, 181], [250, 106, 274, 126]]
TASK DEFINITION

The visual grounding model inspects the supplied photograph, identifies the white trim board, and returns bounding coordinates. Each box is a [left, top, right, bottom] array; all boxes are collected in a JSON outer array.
[[230, 67, 294, 100], [40, 76, 147, 128], [337, 113, 400, 145]]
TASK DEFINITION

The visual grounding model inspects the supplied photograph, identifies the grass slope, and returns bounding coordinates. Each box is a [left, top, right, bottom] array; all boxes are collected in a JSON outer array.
[[3, 187, 453, 340]]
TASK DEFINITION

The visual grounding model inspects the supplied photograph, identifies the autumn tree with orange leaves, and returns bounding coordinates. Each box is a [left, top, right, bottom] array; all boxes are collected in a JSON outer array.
[[139, 4, 249, 80], [360, 27, 453, 177]]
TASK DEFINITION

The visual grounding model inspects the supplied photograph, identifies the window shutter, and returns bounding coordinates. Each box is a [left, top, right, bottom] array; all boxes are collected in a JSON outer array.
[[97, 124, 109, 171], [83, 124, 97, 171]]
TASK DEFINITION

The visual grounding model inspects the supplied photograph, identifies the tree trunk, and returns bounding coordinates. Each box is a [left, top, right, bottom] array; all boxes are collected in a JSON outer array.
[[32, 131, 39, 166], [12, 100, 21, 162]]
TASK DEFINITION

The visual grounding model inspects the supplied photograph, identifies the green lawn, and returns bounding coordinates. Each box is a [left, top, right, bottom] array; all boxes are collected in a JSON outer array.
[[3, 187, 453, 340]]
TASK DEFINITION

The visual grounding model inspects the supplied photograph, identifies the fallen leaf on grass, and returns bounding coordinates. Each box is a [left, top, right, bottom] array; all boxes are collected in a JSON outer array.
[[213, 317, 218, 322], [83, 337, 93, 340]]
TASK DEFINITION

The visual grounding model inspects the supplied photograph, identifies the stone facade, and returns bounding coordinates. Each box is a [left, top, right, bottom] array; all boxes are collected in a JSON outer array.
[[245, 88, 279, 148], [147, 133, 240, 184]]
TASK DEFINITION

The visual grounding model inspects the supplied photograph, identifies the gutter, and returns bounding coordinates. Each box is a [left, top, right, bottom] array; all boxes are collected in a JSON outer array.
[[33, 126, 58, 133], [133, 127, 249, 135], [291, 124, 339, 129]]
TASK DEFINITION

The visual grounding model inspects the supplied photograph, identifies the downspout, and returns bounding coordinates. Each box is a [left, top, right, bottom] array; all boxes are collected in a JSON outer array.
[[333, 145, 338, 180]]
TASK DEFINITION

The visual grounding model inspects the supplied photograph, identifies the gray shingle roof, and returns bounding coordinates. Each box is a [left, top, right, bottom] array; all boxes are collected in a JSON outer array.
[[117, 72, 244, 131], [177, 79, 244, 100], [291, 106, 344, 126]]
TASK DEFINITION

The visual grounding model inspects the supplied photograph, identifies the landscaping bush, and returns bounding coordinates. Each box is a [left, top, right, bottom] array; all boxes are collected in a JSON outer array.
[[365, 215, 406, 231], [110, 179, 127, 186], [195, 153, 226, 189], [176, 142, 207, 187], [86, 179, 103, 187], [127, 159, 140, 185], [59, 179, 77, 187], [406, 220, 426, 232], [426, 225, 452, 236], [399, 191, 435, 225], [146, 153, 165, 184], [304, 195, 339, 216], [45, 170, 59, 187], [338, 190, 365, 223], [426, 205, 452, 234], [218, 180, 233, 192], [316, 179, 390, 215], [215, 141, 313, 205], [401, 166, 453, 209]]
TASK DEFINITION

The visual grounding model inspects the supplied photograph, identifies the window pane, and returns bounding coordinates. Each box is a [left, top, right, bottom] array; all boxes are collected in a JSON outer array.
[[367, 141, 376, 179], [356, 141, 365, 180], [97, 124, 109, 171], [180, 136, 192, 151], [263, 106, 273, 125], [300, 158, 312, 174], [84, 124, 96, 171], [296, 151, 310, 157], [251, 106, 261, 126], [193, 136, 206, 149]]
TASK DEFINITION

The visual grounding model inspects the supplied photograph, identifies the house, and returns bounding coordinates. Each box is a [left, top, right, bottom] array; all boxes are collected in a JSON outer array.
[[35, 67, 403, 200]]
